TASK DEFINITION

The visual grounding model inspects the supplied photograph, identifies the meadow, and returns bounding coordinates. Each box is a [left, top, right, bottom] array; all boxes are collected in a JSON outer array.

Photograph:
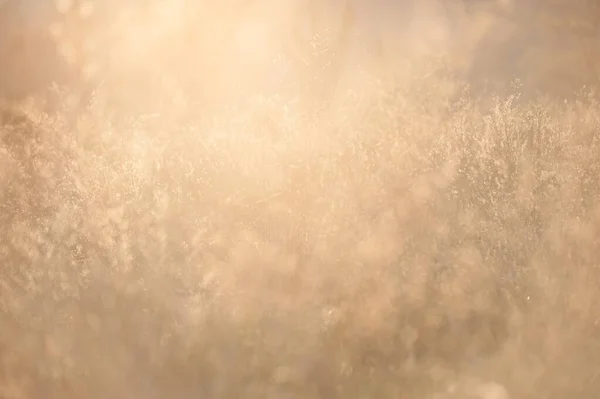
[[2, 2, 600, 397]]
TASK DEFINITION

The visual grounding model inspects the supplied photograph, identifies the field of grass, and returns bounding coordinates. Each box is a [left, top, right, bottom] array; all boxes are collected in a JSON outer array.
[[2, 32, 600, 398]]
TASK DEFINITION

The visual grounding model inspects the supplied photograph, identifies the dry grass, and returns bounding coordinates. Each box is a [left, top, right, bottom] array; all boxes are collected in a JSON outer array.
[[1, 72, 600, 399], [1, 4, 600, 395]]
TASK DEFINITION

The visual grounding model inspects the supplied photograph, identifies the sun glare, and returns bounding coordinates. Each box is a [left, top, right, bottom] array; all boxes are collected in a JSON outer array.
[[108, 3, 184, 68], [3, 1, 600, 398]]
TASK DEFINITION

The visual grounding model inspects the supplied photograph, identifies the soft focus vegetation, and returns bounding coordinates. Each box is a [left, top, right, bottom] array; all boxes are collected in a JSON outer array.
[[2, 1, 600, 398]]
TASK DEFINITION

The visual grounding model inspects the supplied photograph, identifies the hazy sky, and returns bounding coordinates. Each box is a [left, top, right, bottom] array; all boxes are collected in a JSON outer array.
[[0, 0, 464, 100], [7, 0, 449, 53]]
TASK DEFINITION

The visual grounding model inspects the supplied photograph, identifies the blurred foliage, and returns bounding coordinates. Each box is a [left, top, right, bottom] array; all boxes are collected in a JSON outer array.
[[454, 0, 600, 95], [1, 0, 600, 398], [2, 0, 600, 105]]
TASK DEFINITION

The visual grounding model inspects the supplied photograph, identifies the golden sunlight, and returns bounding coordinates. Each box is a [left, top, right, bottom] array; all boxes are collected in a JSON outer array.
[[4, 1, 600, 398]]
